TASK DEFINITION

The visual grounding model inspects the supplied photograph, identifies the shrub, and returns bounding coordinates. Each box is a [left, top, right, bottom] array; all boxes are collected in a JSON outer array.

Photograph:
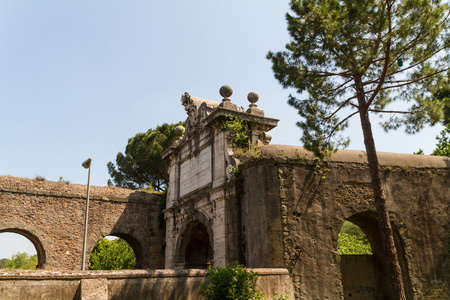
[[34, 175, 45, 181], [201, 263, 265, 300]]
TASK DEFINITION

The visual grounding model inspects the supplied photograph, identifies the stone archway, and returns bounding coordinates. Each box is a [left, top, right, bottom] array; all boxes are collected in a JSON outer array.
[[88, 231, 145, 270], [184, 221, 213, 267], [0, 228, 46, 269], [174, 212, 214, 269], [339, 211, 412, 299], [339, 212, 389, 299]]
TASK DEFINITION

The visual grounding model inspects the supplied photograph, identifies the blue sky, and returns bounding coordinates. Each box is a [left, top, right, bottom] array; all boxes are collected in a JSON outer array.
[[0, 1, 445, 259]]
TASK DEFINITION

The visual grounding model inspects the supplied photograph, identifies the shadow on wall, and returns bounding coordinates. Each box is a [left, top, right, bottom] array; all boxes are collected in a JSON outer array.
[[84, 191, 165, 270], [107, 274, 205, 300]]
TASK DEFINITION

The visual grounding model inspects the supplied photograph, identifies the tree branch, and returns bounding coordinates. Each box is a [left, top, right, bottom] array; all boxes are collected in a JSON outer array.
[[322, 97, 356, 120], [368, 109, 420, 114], [325, 111, 359, 142]]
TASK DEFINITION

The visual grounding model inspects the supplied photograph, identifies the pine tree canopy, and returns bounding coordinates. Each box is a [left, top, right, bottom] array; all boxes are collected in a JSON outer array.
[[107, 122, 184, 191], [268, 0, 450, 157]]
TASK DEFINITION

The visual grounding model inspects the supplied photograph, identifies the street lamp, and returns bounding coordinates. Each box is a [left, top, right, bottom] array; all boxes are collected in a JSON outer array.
[[81, 157, 92, 271]]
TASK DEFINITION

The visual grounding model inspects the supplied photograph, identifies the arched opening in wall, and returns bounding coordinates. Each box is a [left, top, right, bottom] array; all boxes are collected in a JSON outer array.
[[176, 221, 213, 269], [338, 221, 372, 255], [338, 214, 388, 300], [88, 235, 139, 270], [0, 230, 44, 269]]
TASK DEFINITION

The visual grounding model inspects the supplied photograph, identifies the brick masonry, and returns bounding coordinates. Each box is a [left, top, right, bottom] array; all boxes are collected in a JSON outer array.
[[0, 176, 165, 270]]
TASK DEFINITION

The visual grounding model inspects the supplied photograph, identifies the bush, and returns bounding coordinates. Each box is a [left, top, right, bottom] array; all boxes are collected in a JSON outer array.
[[201, 263, 265, 300], [89, 238, 136, 270], [2, 252, 37, 269]]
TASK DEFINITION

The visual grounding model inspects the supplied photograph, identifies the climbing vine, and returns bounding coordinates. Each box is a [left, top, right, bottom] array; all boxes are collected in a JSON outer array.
[[218, 117, 249, 150]]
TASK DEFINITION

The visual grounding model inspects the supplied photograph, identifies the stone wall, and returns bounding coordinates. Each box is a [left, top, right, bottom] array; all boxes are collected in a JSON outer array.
[[240, 145, 450, 299], [0, 268, 295, 300], [0, 176, 165, 270]]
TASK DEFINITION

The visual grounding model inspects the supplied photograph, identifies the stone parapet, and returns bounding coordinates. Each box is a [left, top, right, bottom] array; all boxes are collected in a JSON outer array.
[[0, 268, 294, 300]]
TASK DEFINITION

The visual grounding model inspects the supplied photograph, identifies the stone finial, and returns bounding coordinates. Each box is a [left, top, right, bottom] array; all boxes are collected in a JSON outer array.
[[174, 125, 185, 136], [219, 85, 237, 110], [219, 85, 233, 102], [247, 91, 259, 107], [246, 91, 264, 116]]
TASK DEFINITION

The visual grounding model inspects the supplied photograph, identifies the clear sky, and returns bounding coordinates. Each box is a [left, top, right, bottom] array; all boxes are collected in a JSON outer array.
[[0, 1, 445, 259]]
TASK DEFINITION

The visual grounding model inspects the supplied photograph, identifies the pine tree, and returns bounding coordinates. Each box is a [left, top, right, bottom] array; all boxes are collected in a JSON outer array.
[[107, 122, 184, 191], [268, 1, 449, 298]]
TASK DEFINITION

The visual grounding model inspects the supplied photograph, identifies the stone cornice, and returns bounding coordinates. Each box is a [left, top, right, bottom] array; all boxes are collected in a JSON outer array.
[[0, 186, 161, 204]]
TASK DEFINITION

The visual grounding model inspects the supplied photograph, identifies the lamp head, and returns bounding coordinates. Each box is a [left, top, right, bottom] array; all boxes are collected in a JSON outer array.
[[82, 157, 92, 169]]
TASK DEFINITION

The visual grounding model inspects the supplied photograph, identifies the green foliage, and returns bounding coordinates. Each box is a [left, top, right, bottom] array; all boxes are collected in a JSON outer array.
[[247, 144, 262, 160], [107, 122, 184, 191], [1, 252, 38, 270], [432, 82, 450, 126], [219, 117, 249, 150], [267, 0, 450, 157], [201, 263, 265, 300], [313, 157, 330, 179], [413, 149, 424, 155], [431, 124, 450, 157], [0, 258, 8, 268], [272, 292, 290, 300], [89, 238, 136, 270], [338, 222, 372, 255]]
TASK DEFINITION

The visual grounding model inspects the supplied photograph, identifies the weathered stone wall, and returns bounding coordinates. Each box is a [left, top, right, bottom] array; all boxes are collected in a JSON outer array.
[[0, 268, 295, 300], [241, 145, 450, 300], [0, 176, 165, 270]]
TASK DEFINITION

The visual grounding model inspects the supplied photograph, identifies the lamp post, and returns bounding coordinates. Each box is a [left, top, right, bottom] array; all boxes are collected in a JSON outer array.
[[81, 157, 92, 271]]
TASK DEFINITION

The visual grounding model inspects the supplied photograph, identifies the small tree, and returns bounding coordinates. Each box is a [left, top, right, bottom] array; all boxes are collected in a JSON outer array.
[[268, 1, 449, 298], [3, 252, 37, 270], [107, 122, 184, 191], [89, 238, 136, 270]]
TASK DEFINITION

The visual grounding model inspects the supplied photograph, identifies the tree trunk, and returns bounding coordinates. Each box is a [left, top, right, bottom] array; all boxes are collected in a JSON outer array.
[[355, 76, 406, 300]]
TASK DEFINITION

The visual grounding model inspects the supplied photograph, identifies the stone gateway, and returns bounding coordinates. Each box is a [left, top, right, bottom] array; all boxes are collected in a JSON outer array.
[[0, 86, 449, 299]]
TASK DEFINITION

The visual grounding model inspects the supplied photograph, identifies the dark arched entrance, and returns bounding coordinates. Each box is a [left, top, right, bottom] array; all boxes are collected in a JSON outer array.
[[175, 219, 213, 269], [185, 222, 212, 267]]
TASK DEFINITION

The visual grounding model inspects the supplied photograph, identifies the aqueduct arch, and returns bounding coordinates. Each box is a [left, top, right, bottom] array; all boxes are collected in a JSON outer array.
[[338, 212, 406, 299], [0, 228, 46, 269], [90, 233, 142, 269], [0, 177, 165, 270]]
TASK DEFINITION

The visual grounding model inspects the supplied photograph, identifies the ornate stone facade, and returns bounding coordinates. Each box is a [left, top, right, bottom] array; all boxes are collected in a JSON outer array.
[[162, 86, 278, 269]]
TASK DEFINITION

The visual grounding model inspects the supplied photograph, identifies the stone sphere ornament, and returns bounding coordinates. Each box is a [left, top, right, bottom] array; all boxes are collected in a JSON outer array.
[[247, 91, 259, 107], [219, 85, 233, 100], [174, 125, 185, 136]]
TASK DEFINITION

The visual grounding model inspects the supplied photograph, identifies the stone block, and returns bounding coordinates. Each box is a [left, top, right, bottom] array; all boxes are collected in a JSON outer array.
[[81, 278, 108, 300]]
